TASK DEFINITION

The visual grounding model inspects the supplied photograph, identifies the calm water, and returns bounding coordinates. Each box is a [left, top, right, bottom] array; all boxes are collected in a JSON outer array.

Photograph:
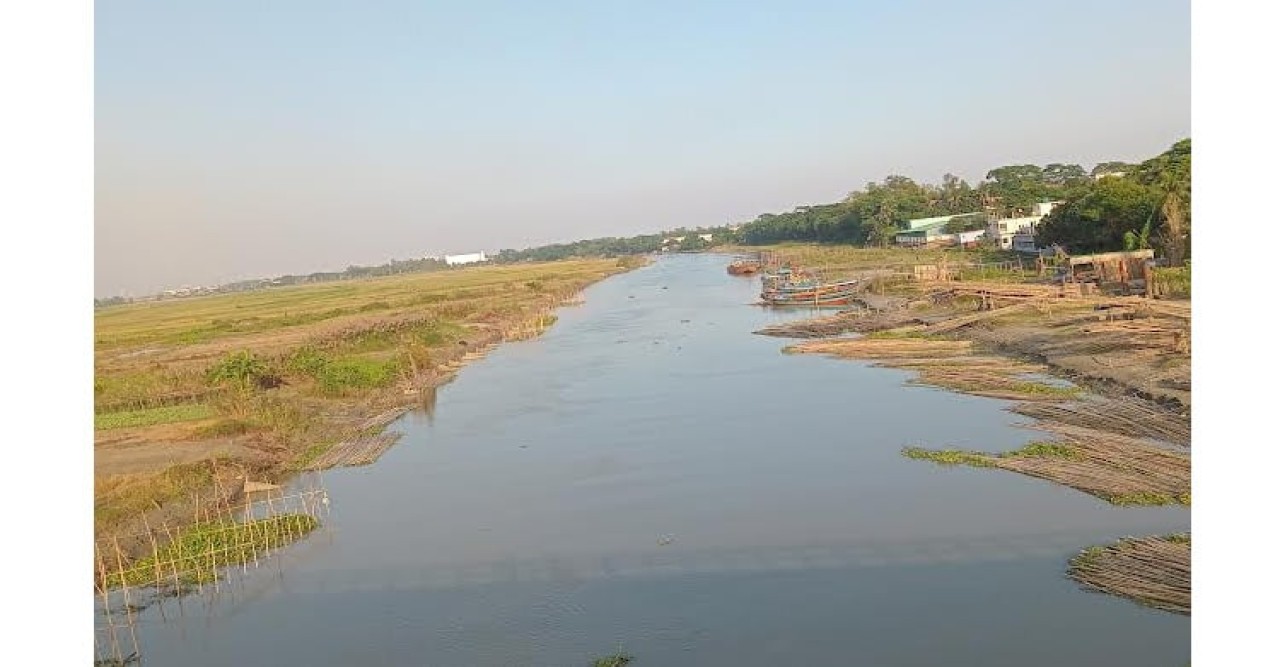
[[116, 254, 1189, 666]]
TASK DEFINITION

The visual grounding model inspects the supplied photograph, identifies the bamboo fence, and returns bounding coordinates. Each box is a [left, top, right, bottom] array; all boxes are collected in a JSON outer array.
[[94, 479, 331, 665]]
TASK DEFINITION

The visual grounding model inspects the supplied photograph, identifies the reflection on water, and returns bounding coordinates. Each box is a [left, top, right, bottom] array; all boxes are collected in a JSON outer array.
[[115, 254, 1188, 667]]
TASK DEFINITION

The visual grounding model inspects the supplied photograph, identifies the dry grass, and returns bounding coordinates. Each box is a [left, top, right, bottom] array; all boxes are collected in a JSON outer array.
[[902, 423, 1190, 507], [1069, 534, 1190, 614]]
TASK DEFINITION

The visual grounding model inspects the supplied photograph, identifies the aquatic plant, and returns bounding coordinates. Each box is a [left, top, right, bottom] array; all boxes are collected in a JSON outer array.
[[104, 514, 320, 589]]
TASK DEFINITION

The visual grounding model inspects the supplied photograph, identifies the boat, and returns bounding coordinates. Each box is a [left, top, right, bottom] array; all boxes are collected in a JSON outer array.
[[727, 259, 761, 275], [759, 268, 864, 306]]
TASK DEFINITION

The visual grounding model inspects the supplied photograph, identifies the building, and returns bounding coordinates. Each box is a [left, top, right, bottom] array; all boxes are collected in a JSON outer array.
[[444, 251, 488, 266], [895, 212, 986, 248], [988, 201, 1061, 251]]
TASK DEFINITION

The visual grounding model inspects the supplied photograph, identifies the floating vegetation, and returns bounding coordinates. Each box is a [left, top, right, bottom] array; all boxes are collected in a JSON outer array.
[[592, 654, 634, 667], [902, 447, 993, 467], [1069, 534, 1190, 614]]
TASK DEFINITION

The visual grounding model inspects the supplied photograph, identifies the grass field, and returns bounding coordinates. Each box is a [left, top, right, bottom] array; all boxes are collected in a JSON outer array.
[[94, 258, 635, 543]]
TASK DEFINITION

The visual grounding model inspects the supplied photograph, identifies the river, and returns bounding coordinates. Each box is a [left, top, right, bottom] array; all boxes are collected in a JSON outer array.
[[111, 253, 1189, 666]]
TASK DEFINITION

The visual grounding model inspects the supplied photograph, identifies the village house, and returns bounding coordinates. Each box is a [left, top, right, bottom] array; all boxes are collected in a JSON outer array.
[[988, 201, 1061, 251]]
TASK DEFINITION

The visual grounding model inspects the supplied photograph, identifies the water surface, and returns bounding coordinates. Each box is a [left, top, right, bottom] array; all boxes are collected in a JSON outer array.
[[118, 254, 1188, 666]]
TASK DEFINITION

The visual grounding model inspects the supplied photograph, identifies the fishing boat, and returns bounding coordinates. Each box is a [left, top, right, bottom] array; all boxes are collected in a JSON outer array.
[[760, 268, 863, 306], [727, 260, 761, 276]]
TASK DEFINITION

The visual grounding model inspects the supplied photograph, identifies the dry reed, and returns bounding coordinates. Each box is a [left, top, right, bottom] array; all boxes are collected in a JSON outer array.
[[1069, 534, 1190, 614]]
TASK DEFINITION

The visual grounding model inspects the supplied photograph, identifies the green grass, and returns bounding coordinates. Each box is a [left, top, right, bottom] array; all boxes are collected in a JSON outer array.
[[1004, 441, 1081, 460], [104, 514, 320, 589], [1009, 382, 1082, 398], [592, 654, 633, 667], [1152, 265, 1191, 299], [901, 446, 994, 467], [313, 357, 402, 396], [94, 404, 216, 431], [903, 441, 1080, 467], [1105, 491, 1190, 507]]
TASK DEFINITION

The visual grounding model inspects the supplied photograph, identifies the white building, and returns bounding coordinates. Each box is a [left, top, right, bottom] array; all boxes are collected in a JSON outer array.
[[988, 201, 1061, 250], [444, 251, 488, 266]]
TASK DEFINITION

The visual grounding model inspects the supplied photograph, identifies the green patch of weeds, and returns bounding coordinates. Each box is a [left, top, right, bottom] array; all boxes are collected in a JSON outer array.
[[592, 654, 633, 667], [94, 404, 216, 431], [1004, 441, 1080, 460], [1010, 382, 1082, 398], [104, 514, 320, 589], [1104, 491, 1181, 507], [901, 446, 994, 468], [314, 358, 401, 396]]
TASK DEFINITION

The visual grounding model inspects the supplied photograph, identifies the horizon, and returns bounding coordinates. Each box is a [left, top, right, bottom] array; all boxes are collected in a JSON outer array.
[[95, 0, 1189, 298]]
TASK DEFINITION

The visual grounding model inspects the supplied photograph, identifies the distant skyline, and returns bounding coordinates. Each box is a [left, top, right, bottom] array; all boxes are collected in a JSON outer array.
[[96, 0, 1189, 297]]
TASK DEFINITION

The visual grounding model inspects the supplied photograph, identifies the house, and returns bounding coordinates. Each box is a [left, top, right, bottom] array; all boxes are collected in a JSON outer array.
[[444, 251, 488, 266], [988, 201, 1061, 251], [895, 212, 986, 248]]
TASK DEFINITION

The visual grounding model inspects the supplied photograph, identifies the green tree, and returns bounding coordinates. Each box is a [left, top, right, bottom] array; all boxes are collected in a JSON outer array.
[[1133, 139, 1191, 266], [1042, 163, 1088, 187], [1036, 177, 1161, 253], [1090, 161, 1135, 178]]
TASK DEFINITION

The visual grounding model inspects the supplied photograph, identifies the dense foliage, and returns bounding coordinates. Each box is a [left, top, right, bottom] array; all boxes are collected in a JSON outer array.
[[1037, 139, 1190, 264]]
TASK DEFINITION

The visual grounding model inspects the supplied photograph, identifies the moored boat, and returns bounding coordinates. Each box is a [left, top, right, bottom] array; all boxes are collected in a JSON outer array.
[[727, 260, 761, 275], [760, 268, 863, 306]]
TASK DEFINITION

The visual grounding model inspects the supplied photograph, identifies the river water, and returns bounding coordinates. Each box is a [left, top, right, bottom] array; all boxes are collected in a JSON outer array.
[[115, 254, 1189, 666]]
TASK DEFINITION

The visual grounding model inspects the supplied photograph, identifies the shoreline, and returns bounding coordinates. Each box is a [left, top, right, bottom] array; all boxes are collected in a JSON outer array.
[[752, 252, 1191, 613], [94, 258, 649, 572]]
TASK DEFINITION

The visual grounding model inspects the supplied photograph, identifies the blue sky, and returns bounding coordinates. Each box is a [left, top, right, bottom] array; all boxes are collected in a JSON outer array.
[[96, 0, 1189, 296]]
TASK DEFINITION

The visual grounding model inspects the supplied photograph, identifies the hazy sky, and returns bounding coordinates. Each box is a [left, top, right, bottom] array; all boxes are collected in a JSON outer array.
[[96, 0, 1189, 297]]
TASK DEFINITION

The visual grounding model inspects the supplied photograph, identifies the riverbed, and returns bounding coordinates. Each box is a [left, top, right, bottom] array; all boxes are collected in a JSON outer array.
[[110, 254, 1188, 666]]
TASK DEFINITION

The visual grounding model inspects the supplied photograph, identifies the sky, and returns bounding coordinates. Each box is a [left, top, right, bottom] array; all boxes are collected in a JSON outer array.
[[95, 0, 1190, 297]]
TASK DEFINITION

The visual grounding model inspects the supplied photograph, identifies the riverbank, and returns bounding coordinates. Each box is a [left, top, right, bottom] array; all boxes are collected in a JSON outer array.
[[94, 257, 645, 565], [748, 245, 1191, 613]]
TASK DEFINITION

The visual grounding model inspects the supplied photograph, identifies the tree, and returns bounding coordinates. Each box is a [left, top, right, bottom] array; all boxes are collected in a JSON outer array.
[[1133, 139, 1191, 266], [979, 165, 1050, 216], [1036, 177, 1162, 253], [1090, 161, 1134, 178], [1042, 163, 1088, 187]]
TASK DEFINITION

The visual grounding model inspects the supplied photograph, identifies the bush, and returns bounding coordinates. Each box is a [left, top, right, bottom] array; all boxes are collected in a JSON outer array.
[[314, 358, 401, 396], [206, 351, 268, 389]]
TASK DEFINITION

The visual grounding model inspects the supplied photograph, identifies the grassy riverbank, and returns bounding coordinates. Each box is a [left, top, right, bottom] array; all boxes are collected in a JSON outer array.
[[94, 258, 641, 557]]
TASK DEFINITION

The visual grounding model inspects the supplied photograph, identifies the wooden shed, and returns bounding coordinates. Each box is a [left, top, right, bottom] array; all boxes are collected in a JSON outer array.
[[1064, 250, 1155, 293]]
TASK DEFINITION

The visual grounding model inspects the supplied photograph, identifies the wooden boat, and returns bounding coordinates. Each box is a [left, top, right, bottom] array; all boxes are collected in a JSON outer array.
[[727, 260, 761, 275], [760, 268, 863, 306]]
